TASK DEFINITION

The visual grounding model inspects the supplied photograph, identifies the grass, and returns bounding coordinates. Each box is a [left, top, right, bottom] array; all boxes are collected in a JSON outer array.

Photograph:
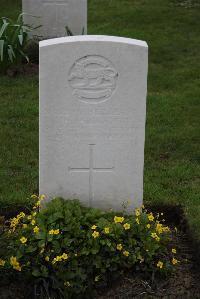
[[0, 0, 199, 239]]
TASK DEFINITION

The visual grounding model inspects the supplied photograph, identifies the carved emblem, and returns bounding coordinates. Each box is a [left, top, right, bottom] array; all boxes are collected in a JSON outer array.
[[68, 55, 118, 103]]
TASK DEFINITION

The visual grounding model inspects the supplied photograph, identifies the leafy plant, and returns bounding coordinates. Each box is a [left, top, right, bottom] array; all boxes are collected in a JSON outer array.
[[0, 196, 179, 298], [65, 26, 85, 36], [0, 13, 33, 73]]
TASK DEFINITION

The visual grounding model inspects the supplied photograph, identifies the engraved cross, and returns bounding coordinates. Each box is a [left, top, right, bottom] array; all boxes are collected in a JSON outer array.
[[68, 144, 114, 206]]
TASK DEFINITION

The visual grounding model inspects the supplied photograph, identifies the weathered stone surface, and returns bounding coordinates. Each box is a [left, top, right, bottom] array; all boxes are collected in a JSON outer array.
[[39, 35, 148, 212], [22, 0, 87, 38]]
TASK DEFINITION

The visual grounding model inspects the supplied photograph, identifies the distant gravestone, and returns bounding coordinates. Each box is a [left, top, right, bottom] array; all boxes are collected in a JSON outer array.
[[39, 35, 148, 212], [22, 0, 87, 38]]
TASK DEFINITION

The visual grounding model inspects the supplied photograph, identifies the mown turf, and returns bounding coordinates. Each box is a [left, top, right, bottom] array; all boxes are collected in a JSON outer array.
[[0, 0, 199, 238]]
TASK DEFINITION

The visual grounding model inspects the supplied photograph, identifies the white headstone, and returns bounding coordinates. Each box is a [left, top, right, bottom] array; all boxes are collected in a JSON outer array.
[[22, 0, 87, 38], [39, 35, 148, 212]]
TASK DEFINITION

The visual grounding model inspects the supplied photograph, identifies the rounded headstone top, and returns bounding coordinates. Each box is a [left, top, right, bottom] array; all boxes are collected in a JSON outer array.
[[39, 35, 148, 48]]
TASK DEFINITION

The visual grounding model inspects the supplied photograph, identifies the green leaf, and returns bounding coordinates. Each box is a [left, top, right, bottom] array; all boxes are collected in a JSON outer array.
[[40, 265, 48, 277], [0, 40, 4, 61], [26, 245, 37, 253], [32, 268, 41, 277], [91, 248, 99, 254], [0, 20, 9, 38], [18, 34, 23, 45], [34, 231, 46, 240], [38, 240, 45, 247], [7, 45, 15, 62]]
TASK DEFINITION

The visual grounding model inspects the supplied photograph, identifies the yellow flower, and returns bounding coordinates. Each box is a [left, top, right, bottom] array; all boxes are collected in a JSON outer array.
[[148, 213, 154, 222], [146, 224, 151, 229], [91, 225, 97, 230], [172, 258, 179, 265], [104, 227, 110, 234], [45, 256, 50, 262], [51, 253, 68, 263], [33, 226, 39, 234], [92, 231, 99, 238], [135, 217, 140, 225], [141, 204, 145, 209], [157, 261, 163, 269], [116, 244, 123, 251], [10, 256, 17, 265], [27, 215, 32, 220], [62, 253, 68, 260], [20, 237, 27, 244], [123, 250, 129, 257], [172, 248, 177, 254], [52, 255, 63, 264], [17, 212, 25, 218], [23, 224, 28, 229], [33, 201, 41, 209], [31, 194, 38, 199], [10, 256, 21, 271], [151, 233, 160, 242], [114, 216, 124, 224], [49, 229, 60, 235], [31, 219, 36, 226], [32, 212, 37, 217], [156, 223, 163, 234], [0, 259, 5, 266], [10, 217, 20, 230], [123, 223, 131, 230], [40, 248, 44, 254], [135, 208, 140, 217]]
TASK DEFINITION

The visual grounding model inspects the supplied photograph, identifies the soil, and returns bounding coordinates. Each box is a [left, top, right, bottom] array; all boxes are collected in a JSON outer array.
[[0, 206, 200, 299], [6, 63, 39, 77], [97, 230, 200, 299]]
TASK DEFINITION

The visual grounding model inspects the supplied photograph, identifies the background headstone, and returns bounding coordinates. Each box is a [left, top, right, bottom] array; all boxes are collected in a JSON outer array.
[[39, 35, 148, 212], [22, 0, 87, 38]]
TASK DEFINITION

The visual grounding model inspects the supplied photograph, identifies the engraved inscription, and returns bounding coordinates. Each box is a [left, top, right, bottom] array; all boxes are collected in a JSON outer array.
[[68, 55, 118, 104], [68, 144, 115, 206]]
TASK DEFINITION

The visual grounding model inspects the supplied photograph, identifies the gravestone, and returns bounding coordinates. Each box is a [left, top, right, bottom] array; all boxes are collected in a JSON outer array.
[[39, 35, 148, 212], [22, 0, 87, 38]]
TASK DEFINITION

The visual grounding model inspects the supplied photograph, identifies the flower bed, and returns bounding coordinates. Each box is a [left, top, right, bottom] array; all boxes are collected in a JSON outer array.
[[0, 196, 179, 298]]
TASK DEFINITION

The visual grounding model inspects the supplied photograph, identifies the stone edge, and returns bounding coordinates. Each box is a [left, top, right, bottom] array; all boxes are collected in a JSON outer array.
[[39, 35, 148, 48]]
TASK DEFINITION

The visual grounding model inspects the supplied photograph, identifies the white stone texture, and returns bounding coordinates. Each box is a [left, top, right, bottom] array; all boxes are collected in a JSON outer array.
[[22, 0, 87, 38], [39, 35, 148, 212]]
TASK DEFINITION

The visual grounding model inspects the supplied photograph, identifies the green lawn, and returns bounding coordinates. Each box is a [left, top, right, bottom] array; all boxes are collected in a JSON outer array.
[[0, 0, 199, 239]]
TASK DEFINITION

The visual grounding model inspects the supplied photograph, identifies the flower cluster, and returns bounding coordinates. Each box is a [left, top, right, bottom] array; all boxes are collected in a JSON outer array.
[[10, 212, 25, 232], [0, 197, 180, 298], [49, 229, 60, 235], [52, 253, 68, 264]]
